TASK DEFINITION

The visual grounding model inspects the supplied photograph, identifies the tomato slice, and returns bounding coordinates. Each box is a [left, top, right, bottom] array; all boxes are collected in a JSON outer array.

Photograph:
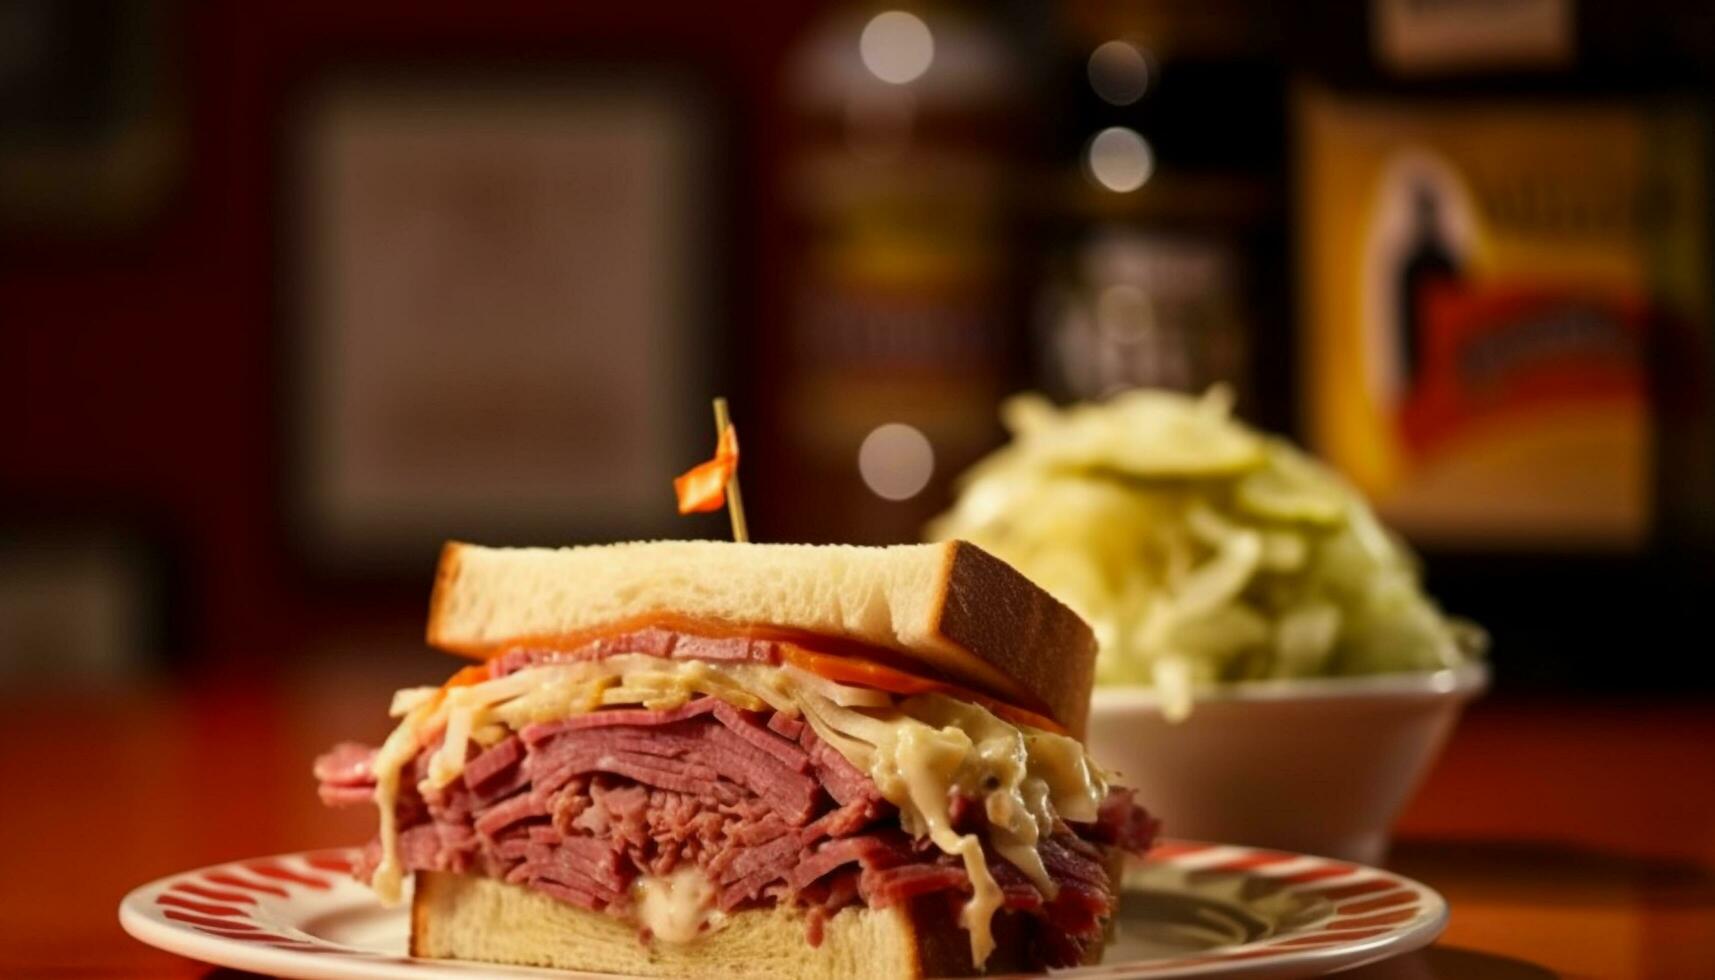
[[443, 615, 1071, 736], [779, 644, 1068, 735], [437, 663, 491, 693]]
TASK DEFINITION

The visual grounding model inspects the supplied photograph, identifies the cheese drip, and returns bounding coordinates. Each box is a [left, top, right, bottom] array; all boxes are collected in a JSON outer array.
[[364, 654, 1111, 966], [632, 868, 724, 943]]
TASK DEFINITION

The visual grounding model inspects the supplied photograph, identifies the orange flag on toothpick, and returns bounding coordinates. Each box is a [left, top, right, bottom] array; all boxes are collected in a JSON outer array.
[[674, 422, 739, 514]]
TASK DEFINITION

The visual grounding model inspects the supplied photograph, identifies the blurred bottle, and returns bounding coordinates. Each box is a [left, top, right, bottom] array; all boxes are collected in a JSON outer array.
[[780, 2, 1024, 543], [1033, 1, 1287, 426]]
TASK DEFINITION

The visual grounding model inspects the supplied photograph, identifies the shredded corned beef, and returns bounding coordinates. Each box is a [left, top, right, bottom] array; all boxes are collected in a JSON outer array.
[[318, 696, 1156, 970], [314, 742, 378, 807]]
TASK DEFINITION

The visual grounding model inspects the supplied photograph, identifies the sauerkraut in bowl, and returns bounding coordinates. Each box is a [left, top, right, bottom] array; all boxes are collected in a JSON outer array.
[[928, 387, 1485, 721]]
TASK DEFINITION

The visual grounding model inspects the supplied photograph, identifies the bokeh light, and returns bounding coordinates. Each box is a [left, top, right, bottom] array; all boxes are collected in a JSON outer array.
[[1086, 126, 1154, 192], [859, 11, 934, 85], [857, 423, 935, 500], [1088, 40, 1150, 106]]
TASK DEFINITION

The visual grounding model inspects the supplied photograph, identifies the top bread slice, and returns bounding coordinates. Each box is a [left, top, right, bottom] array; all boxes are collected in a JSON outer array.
[[427, 540, 1097, 738]]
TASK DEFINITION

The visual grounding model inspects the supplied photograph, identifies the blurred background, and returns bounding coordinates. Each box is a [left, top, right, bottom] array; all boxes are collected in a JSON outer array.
[[4, 0, 1714, 696]]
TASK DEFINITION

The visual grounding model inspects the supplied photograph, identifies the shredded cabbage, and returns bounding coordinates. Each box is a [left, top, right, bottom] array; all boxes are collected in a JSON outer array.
[[928, 387, 1485, 719]]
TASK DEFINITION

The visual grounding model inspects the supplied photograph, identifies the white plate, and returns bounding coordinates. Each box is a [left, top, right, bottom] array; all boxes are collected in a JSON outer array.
[[119, 841, 1447, 979]]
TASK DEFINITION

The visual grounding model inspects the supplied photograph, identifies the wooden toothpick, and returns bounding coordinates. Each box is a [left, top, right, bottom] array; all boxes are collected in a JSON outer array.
[[713, 397, 750, 543]]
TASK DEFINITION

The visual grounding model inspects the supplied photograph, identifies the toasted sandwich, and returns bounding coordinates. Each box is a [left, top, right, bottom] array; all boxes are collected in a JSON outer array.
[[315, 540, 1157, 977]]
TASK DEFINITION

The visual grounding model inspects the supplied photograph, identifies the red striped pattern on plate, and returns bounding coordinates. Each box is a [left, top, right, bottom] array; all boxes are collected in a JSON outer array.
[[145, 850, 389, 955], [1078, 840, 1445, 976]]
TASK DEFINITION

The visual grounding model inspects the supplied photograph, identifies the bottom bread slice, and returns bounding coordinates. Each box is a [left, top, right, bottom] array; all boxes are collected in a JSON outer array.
[[411, 870, 1027, 979]]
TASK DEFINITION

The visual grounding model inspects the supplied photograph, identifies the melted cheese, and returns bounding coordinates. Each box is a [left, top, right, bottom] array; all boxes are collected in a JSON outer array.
[[887, 724, 1003, 964], [787, 681, 1109, 964], [369, 692, 446, 903], [632, 868, 723, 944], [364, 653, 1112, 967]]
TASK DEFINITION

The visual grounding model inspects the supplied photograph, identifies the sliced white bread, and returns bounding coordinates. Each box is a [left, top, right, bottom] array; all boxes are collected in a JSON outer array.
[[427, 540, 1096, 737], [411, 871, 1024, 979]]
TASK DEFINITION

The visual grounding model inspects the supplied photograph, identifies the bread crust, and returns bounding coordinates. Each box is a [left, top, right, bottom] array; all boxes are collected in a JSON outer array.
[[409, 871, 1029, 978], [424, 540, 1097, 737], [931, 541, 1096, 739], [425, 539, 464, 650]]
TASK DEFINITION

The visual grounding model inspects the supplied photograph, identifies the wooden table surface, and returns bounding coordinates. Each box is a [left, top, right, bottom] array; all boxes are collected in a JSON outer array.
[[2, 676, 1711, 979]]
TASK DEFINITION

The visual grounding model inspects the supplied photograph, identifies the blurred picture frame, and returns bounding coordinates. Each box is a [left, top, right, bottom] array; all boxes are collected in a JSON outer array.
[[0, 0, 184, 235], [1294, 85, 1709, 552], [287, 70, 724, 573]]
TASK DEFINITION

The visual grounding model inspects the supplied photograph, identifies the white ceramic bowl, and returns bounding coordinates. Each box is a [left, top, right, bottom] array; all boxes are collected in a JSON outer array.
[[1086, 663, 1488, 866]]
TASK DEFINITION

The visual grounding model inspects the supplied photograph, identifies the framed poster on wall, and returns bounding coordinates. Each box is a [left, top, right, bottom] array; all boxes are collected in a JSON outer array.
[[289, 72, 721, 571], [1295, 85, 1710, 550]]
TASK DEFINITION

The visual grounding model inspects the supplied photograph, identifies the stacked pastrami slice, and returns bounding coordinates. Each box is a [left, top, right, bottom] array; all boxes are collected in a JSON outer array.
[[317, 693, 1156, 970]]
